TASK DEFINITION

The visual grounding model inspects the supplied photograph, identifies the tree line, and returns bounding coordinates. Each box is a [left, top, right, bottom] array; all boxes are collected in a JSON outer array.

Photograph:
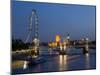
[[12, 39, 30, 51]]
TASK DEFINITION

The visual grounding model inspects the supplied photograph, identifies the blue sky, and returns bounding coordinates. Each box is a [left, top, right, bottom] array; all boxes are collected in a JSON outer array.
[[12, 1, 96, 42]]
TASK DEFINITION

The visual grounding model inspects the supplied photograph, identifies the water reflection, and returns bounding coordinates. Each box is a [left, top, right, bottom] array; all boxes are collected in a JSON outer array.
[[23, 61, 28, 69], [85, 53, 90, 69], [84, 44, 90, 68], [12, 46, 96, 74], [59, 55, 68, 71], [85, 44, 89, 52], [48, 48, 53, 54], [35, 64, 41, 72], [12, 60, 24, 69]]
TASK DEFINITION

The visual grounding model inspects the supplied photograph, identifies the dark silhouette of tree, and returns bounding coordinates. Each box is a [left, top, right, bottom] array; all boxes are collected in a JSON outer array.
[[12, 39, 29, 51]]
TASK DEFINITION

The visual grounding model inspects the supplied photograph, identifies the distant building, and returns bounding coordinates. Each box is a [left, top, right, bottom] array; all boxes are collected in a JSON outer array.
[[56, 35, 61, 43]]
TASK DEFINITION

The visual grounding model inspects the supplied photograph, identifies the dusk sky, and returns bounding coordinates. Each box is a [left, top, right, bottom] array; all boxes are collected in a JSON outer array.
[[12, 0, 96, 42]]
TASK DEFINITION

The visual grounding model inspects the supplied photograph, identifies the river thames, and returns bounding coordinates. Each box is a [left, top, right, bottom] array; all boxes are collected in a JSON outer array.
[[12, 46, 96, 74]]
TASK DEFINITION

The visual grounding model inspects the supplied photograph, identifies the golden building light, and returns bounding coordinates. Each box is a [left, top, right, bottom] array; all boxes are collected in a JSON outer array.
[[63, 42, 67, 45], [56, 35, 61, 42], [52, 42, 56, 48], [55, 42, 57, 47], [48, 43, 52, 47]]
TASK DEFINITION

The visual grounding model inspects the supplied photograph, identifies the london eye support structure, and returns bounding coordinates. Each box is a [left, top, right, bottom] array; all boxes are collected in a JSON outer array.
[[25, 9, 40, 56], [32, 9, 40, 56]]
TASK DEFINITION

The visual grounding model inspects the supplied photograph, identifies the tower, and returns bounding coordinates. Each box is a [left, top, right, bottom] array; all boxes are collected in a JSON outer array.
[[63, 33, 70, 45], [56, 35, 61, 48]]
